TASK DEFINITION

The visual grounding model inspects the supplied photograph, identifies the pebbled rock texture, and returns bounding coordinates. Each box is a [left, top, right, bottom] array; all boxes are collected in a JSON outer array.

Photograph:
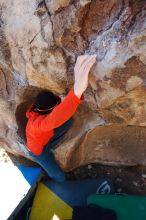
[[0, 0, 146, 170]]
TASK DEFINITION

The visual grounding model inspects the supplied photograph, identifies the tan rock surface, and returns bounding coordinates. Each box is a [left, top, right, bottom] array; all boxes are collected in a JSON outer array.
[[45, 0, 71, 14], [55, 124, 146, 171], [0, 0, 146, 169]]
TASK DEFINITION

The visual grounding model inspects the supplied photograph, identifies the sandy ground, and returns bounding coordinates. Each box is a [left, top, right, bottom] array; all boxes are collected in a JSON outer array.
[[0, 148, 12, 163], [67, 164, 146, 195]]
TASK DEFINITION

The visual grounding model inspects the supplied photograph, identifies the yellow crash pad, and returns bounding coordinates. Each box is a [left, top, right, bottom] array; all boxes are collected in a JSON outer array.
[[29, 182, 72, 220]]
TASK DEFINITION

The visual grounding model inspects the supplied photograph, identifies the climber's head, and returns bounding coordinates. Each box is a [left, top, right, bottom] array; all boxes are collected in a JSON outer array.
[[34, 90, 61, 115]]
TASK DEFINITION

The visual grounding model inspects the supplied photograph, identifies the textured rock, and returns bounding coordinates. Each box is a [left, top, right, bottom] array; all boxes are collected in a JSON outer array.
[[45, 0, 71, 14], [0, 0, 146, 169], [55, 124, 146, 171]]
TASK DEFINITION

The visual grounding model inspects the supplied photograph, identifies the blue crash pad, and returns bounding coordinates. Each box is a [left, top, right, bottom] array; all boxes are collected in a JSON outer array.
[[18, 165, 42, 186], [43, 179, 113, 207]]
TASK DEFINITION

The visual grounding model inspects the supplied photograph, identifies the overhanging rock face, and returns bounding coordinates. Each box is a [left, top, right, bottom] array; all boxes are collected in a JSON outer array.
[[0, 0, 146, 169]]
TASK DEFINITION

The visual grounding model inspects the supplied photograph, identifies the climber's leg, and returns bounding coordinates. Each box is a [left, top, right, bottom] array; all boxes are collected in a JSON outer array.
[[29, 118, 74, 182]]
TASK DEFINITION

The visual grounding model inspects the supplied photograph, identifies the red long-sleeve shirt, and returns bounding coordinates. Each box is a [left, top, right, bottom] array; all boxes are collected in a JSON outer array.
[[26, 88, 83, 155]]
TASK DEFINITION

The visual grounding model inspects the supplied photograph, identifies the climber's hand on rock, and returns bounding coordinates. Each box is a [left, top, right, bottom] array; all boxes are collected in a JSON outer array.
[[74, 55, 96, 98]]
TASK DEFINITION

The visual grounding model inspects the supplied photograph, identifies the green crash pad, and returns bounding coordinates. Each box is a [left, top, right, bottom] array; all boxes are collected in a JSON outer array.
[[88, 194, 146, 220]]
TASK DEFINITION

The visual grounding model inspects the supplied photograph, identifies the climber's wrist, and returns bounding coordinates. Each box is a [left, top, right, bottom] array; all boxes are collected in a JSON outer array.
[[74, 83, 84, 99]]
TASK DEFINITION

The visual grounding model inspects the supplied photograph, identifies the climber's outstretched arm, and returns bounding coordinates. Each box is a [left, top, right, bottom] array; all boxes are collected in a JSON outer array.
[[30, 55, 96, 132]]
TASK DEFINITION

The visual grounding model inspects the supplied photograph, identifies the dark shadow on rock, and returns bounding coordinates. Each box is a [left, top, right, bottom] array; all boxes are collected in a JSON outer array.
[[15, 86, 43, 141], [15, 101, 29, 141]]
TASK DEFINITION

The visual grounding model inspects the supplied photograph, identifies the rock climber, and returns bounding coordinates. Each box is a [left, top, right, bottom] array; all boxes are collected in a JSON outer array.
[[25, 55, 96, 182]]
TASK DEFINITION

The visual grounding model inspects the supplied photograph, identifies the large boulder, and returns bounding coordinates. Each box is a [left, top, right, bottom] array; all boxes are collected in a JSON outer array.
[[0, 0, 146, 169], [54, 124, 146, 171]]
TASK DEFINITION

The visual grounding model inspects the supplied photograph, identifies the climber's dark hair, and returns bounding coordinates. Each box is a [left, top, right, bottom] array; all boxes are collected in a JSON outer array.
[[33, 90, 61, 115]]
